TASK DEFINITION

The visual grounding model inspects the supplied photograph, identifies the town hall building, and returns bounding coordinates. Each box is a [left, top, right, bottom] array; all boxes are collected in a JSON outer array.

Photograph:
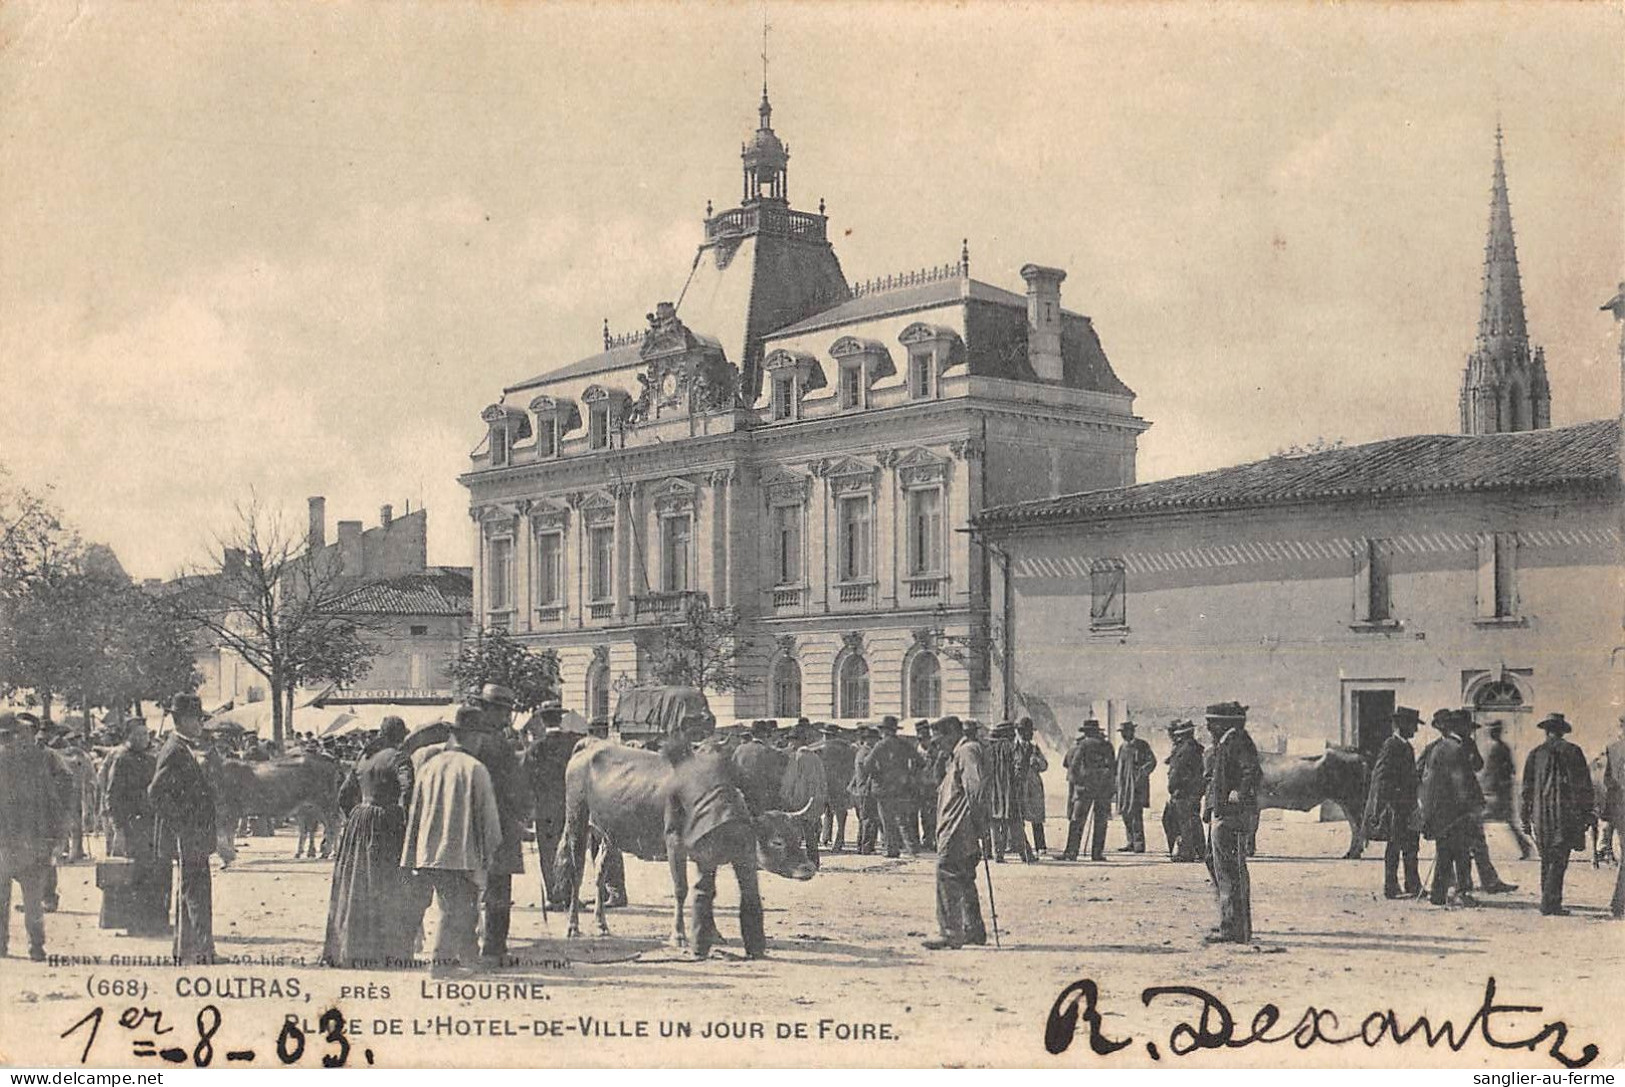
[[459, 84, 1148, 724]]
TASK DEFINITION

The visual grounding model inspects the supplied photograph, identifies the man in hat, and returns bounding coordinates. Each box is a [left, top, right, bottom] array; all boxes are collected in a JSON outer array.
[[1162, 720, 1205, 862], [522, 700, 575, 911], [467, 684, 530, 962], [809, 723, 855, 852], [1114, 721, 1158, 853], [1014, 718, 1048, 856], [1202, 702, 1260, 943], [779, 722, 827, 866], [402, 707, 504, 975], [1061, 720, 1115, 861], [923, 716, 989, 950], [985, 722, 1027, 862], [1452, 714, 1517, 895], [0, 712, 64, 960], [148, 694, 219, 963], [1363, 706, 1423, 898], [864, 717, 922, 858], [1520, 713, 1595, 916], [850, 725, 880, 854], [1602, 713, 1625, 918], [913, 720, 941, 850], [1419, 709, 1478, 908], [733, 719, 789, 818], [104, 719, 171, 936], [1480, 721, 1532, 861]]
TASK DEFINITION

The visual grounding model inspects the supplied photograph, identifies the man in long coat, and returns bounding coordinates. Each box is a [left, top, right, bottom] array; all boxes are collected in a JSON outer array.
[[1454, 716, 1517, 895], [521, 701, 577, 910], [779, 724, 827, 866], [913, 720, 941, 850], [864, 717, 922, 858], [104, 720, 170, 935], [850, 726, 879, 854], [1363, 705, 1422, 899], [466, 685, 529, 964], [666, 741, 768, 959], [1015, 718, 1048, 855], [1603, 714, 1625, 919], [1114, 721, 1157, 853], [809, 724, 855, 852], [1481, 721, 1532, 860], [1161, 720, 1205, 862], [1519, 713, 1595, 916], [401, 712, 504, 974], [923, 716, 988, 950], [1061, 720, 1114, 861], [148, 695, 219, 963], [986, 722, 1031, 862], [1202, 702, 1261, 943], [0, 713, 63, 960], [733, 720, 788, 817], [1419, 709, 1478, 908]]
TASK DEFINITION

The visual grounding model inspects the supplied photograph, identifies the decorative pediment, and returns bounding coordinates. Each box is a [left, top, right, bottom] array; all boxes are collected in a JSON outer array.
[[816, 455, 879, 495], [528, 395, 583, 435], [529, 499, 570, 531], [898, 322, 967, 372], [840, 630, 866, 655], [481, 402, 532, 440], [577, 490, 617, 525], [829, 336, 897, 380], [476, 503, 523, 534], [895, 446, 949, 487], [763, 348, 829, 393], [650, 477, 699, 516], [760, 465, 810, 506]]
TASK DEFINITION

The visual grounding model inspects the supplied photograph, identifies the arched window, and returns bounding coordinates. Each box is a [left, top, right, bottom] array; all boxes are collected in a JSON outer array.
[[772, 657, 802, 718], [907, 652, 941, 719], [837, 654, 870, 719], [587, 660, 611, 724], [1473, 678, 1523, 712]]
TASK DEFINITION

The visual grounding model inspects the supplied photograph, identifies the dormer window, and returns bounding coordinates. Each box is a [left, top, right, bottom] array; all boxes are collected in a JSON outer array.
[[535, 418, 556, 458], [581, 385, 631, 452], [760, 348, 826, 423], [908, 350, 933, 400], [772, 376, 794, 420], [829, 336, 896, 413], [898, 323, 964, 401], [589, 406, 610, 450], [479, 403, 531, 469], [528, 394, 581, 458], [490, 428, 510, 466]]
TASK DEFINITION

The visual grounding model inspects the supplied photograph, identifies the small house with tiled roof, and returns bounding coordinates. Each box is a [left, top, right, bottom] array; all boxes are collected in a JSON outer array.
[[973, 418, 1624, 759]]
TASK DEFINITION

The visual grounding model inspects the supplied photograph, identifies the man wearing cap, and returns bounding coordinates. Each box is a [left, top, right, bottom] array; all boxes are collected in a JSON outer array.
[[1453, 714, 1517, 895], [864, 717, 923, 858], [1114, 721, 1158, 854], [809, 723, 855, 852], [402, 707, 504, 975], [1363, 706, 1423, 899], [923, 716, 989, 950], [1602, 714, 1625, 918], [1162, 720, 1205, 863], [467, 684, 530, 963], [1419, 709, 1478, 908], [779, 722, 827, 866], [148, 694, 219, 963], [104, 720, 171, 936], [1520, 713, 1595, 916], [1061, 720, 1115, 861], [1481, 721, 1532, 861], [1202, 702, 1260, 943], [0, 712, 64, 960]]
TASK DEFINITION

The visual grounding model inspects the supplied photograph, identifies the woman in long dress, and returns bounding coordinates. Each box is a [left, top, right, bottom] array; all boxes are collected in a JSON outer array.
[[323, 717, 414, 968]]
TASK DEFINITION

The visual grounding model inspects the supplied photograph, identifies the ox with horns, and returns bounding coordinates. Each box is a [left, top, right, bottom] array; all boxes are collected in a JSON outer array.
[[556, 737, 816, 952], [1251, 747, 1371, 858]]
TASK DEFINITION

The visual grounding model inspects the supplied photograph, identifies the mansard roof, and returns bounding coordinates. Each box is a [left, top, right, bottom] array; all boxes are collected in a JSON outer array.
[[767, 277, 1030, 337], [506, 342, 644, 395], [976, 417, 1620, 529]]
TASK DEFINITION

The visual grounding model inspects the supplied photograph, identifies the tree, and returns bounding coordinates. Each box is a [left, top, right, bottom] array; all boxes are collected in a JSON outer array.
[[447, 627, 560, 713], [651, 599, 753, 694], [167, 496, 378, 749]]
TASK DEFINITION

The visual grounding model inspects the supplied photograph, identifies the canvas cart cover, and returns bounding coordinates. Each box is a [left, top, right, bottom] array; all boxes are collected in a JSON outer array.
[[613, 686, 710, 738]]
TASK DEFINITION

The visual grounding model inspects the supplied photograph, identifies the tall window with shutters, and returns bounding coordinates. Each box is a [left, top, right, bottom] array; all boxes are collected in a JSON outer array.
[[660, 515, 691, 593], [837, 495, 873, 582], [1475, 532, 1520, 621], [588, 526, 615, 602], [772, 503, 802, 586], [1352, 537, 1394, 625], [906, 487, 943, 577], [536, 532, 562, 607], [908, 350, 933, 399], [487, 536, 514, 612], [1089, 557, 1126, 630], [839, 365, 863, 411]]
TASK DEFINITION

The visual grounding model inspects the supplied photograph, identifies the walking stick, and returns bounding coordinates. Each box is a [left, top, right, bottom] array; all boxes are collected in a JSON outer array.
[[981, 847, 1002, 949]]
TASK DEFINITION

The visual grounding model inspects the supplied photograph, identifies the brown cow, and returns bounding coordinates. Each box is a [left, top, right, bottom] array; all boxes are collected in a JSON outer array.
[[211, 754, 344, 859], [1253, 747, 1370, 858], [556, 738, 816, 945]]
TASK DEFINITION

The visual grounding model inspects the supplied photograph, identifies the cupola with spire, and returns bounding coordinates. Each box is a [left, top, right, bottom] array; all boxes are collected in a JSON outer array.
[[1460, 125, 1551, 435], [741, 84, 789, 203]]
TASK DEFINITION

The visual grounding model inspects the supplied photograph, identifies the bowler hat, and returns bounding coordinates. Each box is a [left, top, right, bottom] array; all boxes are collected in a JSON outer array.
[[1168, 719, 1196, 737], [1454, 713, 1482, 732], [1080, 718, 1103, 735], [877, 718, 900, 732], [536, 699, 563, 716], [1536, 713, 1571, 735], [478, 683, 517, 709], [915, 719, 931, 734], [168, 693, 204, 719], [1391, 706, 1422, 727], [1118, 720, 1137, 733], [1205, 702, 1248, 721], [933, 715, 964, 733], [991, 721, 1015, 739]]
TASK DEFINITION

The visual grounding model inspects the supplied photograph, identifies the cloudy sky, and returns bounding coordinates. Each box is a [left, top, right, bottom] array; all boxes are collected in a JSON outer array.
[[2, 2, 1620, 577]]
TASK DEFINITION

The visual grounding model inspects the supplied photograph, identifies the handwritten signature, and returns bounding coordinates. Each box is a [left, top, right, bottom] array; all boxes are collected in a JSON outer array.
[[1045, 977, 1599, 1069]]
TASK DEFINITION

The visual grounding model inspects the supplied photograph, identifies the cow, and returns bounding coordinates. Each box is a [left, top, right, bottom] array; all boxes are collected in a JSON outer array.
[[556, 737, 816, 946], [1253, 747, 1370, 859], [211, 753, 344, 860]]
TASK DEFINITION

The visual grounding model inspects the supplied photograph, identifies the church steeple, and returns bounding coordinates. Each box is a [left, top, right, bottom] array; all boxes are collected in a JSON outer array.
[[1460, 125, 1550, 435]]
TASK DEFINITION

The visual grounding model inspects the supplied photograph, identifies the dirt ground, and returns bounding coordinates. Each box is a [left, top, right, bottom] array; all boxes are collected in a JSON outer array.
[[2, 817, 1621, 1070]]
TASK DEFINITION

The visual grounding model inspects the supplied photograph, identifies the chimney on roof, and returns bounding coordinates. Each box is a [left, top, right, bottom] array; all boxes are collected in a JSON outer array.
[[1020, 264, 1067, 383], [308, 496, 326, 550], [380, 503, 394, 527], [337, 520, 363, 577]]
